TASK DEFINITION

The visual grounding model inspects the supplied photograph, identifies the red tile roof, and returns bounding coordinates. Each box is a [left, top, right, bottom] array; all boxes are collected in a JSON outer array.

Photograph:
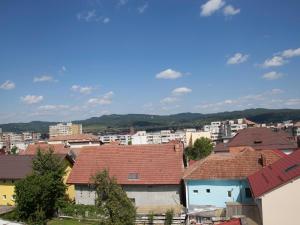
[[49, 134, 98, 142], [67, 143, 184, 185], [21, 143, 70, 155], [184, 148, 282, 180], [248, 150, 300, 198], [218, 219, 241, 225], [227, 128, 297, 151]]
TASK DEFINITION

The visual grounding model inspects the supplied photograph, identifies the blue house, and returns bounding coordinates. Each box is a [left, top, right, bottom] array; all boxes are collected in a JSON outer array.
[[183, 148, 282, 210]]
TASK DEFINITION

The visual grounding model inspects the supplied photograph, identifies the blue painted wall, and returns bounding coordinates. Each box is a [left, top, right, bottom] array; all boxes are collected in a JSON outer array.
[[186, 179, 253, 208]]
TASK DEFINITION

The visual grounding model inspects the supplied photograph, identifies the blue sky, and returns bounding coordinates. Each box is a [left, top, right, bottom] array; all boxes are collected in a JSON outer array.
[[0, 0, 300, 123]]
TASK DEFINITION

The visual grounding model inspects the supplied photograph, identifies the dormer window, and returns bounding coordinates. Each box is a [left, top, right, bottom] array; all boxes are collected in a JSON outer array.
[[128, 173, 139, 180]]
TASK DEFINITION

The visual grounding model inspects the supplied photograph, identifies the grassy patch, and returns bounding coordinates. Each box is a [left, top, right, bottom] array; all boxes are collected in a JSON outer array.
[[47, 218, 98, 225]]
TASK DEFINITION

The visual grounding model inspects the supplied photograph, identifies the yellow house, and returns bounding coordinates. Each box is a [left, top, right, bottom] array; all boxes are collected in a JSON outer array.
[[0, 149, 75, 206]]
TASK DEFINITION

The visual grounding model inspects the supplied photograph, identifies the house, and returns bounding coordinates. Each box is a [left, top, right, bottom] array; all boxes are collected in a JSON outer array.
[[248, 150, 300, 225], [48, 134, 101, 148], [214, 127, 297, 154], [0, 152, 75, 205], [20, 143, 70, 155], [67, 143, 185, 214], [183, 148, 282, 223]]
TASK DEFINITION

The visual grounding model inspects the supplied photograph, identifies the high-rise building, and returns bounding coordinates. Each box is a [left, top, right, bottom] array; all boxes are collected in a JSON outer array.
[[49, 123, 82, 138]]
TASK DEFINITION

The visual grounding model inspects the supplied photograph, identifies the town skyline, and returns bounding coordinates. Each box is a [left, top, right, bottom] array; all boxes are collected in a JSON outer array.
[[1, 0, 300, 123]]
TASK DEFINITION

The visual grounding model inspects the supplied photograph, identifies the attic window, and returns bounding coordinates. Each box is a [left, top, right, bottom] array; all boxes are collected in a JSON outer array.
[[254, 140, 262, 144], [128, 173, 139, 180], [284, 163, 300, 173]]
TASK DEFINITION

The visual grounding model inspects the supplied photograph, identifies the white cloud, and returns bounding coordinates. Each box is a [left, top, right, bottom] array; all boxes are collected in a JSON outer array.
[[0, 80, 15, 90], [281, 48, 300, 58], [103, 17, 110, 24], [118, 0, 128, 6], [38, 105, 69, 111], [156, 69, 183, 79], [262, 71, 283, 80], [223, 5, 240, 16], [201, 0, 225, 17], [172, 87, 192, 96], [269, 88, 284, 95], [160, 97, 178, 104], [138, 3, 149, 14], [262, 47, 300, 68], [60, 66, 67, 73], [71, 85, 94, 94], [33, 75, 55, 83], [21, 95, 43, 104], [263, 56, 286, 68], [285, 99, 300, 106], [227, 53, 248, 64], [88, 91, 114, 105], [196, 89, 285, 111]]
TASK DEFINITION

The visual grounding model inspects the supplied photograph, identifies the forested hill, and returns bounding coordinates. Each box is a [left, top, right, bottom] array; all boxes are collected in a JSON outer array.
[[1, 108, 300, 133]]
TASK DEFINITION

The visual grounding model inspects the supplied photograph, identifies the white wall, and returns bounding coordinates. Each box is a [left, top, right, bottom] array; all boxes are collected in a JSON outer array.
[[260, 177, 300, 225]]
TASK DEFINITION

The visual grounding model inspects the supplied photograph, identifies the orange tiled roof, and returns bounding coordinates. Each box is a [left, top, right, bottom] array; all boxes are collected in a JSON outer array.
[[21, 143, 70, 155], [49, 134, 99, 142], [183, 148, 282, 180], [67, 143, 184, 185]]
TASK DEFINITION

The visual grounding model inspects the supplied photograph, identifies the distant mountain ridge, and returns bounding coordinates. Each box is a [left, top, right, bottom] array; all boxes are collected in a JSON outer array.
[[1, 108, 300, 133]]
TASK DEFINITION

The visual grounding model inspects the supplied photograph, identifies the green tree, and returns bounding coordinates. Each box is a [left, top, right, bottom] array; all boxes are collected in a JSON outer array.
[[10, 146, 18, 155], [93, 169, 136, 225], [185, 137, 213, 160], [15, 148, 67, 224]]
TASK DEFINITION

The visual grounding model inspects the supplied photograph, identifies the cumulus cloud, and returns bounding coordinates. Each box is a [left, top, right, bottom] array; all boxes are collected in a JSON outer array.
[[156, 69, 183, 79], [262, 71, 284, 80], [138, 2, 149, 14], [71, 85, 94, 94], [172, 87, 192, 96], [223, 5, 240, 16], [88, 91, 114, 105], [263, 56, 286, 68], [0, 80, 15, 90], [262, 47, 300, 68], [227, 53, 248, 65], [21, 95, 43, 104], [33, 75, 55, 83], [201, 0, 225, 16], [281, 48, 300, 58], [160, 97, 178, 105]]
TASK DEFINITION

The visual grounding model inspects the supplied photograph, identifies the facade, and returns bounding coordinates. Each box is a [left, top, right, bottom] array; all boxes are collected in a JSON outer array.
[[0, 150, 76, 205], [183, 148, 282, 223], [67, 143, 185, 213], [99, 134, 131, 145], [248, 150, 300, 225], [48, 134, 101, 148], [49, 123, 82, 138]]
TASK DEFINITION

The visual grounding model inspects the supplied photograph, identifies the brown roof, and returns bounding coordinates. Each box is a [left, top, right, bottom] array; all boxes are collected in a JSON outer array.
[[67, 143, 184, 185], [49, 134, 99, 142], [21, 143, 70, 155], [213, 143, 229, 153], [0, 155, 34, 179], [227, 127, 297, 150], [183, 148, 282, 180]]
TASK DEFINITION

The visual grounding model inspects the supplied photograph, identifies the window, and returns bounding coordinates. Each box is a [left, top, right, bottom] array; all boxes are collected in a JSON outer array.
[[228, 191, 232, 197], [193, 190, 198, 193], [245, 188, 252, 198], [206, 189, 210, 193], [11, 195, 16, 201], [128, 173, 139, 180], [2, 195, 6, 200]]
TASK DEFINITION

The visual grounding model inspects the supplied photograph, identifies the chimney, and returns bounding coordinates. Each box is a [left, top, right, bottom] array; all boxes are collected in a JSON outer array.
[[259, 154, 267, 167], [174, 142, 182, 152]]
